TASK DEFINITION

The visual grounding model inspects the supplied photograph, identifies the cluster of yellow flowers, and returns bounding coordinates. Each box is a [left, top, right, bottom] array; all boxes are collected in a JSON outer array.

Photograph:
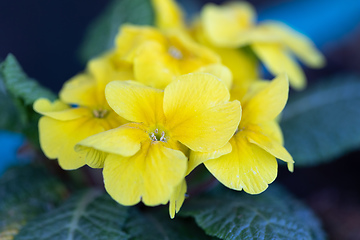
[[34, 0, 324, 217]]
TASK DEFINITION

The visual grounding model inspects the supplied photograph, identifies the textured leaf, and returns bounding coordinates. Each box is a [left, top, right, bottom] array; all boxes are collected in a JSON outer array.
[[0, 165, 68, 240], [0, 80, 22, 131], [281, 75, 360, 166], [125, 208, 216, 240], [181, 184, 325, 240], [15, 190, 129, 240], [1, 54, 56, 105], [0, 54, 56, 144], [78, 0, 155, 62]]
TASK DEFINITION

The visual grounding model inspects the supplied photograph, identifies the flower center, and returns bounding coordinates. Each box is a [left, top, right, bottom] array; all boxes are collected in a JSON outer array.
[[149, 128, 167, 142], [168, 46, 183, 59], [93, 109, 108, 118]]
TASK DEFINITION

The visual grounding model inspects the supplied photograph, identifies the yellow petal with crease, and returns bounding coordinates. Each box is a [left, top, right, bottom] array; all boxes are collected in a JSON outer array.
[[38, 116, 106, 170], [105, 81, 165, 126], [169, 180, 187, 219], [241, 73, 288, 125], [164, 73, 241, 152], [205, 133, 277, 194], [257, 121, 284, 145], [75, 123, 148, 168], [246, 129, 293, 164], [34, 98, 90, 121], [251, 43, 305, 90], [187, 142, 232, 175], [103, 141, 187, 206]]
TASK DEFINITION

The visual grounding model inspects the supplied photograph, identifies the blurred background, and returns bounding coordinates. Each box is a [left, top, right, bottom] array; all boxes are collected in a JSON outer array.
[[0, 0, 360, 239]]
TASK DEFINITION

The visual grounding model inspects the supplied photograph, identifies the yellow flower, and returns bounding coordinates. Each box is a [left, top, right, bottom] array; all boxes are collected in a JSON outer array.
[[151, 0, 185, 30], [33, 57, 127, 170], [189, 74, 293, 194], [191, 16, 258, 89], [76, 73, 241, 208], [114, 25, 220, 88], [198, 1, 325, 90]]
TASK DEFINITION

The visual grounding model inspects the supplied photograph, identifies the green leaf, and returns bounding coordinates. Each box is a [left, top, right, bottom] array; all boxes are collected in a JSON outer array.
[[181, 184, 325, 240], [0, 165, 68, 239], [0, 54, 56, 144], [15, 190, 129, 240], [281, 75, 360, 166], [0, 81, 22, 131], [125, 208, 216, 240], [1, 54, 56, 105], [78, 0, 155, 63]]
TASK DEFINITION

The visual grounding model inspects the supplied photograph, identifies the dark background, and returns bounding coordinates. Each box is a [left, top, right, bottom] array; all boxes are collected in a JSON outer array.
[[1, 0, 360, 239], [1, 0, 360, 92]]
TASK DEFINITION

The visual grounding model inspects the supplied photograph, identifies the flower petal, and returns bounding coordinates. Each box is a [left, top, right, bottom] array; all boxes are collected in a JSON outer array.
[[38, 116, 106, 170], [251, 43, 306, 90], [195, 64, 233, 90], [241, 73, 289, 125], [103, 141, 187, 206], [169, 180, 187, 219], [59, 73, 101, 108], [202, 2, 255, 47], [166, 30, 221, 72], [257, 121, 284, 145], [33, 98, 90, 121], [164, 73, 241, 152], [105, 80, 165, 126], [205, 133, 277, 194], [115, 25, 165, 62], [151, 0, 185, 30], [260, 21, 325, 68], [134, 41, 175, 89], [245, 127, 293, 165], [75, 123, 148, 168], [187, 142, 232, 175], [216, 47, 258, 85]]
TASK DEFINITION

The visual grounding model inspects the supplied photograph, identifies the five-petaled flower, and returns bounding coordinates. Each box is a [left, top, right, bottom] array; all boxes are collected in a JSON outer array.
[[33, 57, 127, 169], [196, 2, 325, 90], [190, 73, 294, 194], [75, 73, 241, 213]]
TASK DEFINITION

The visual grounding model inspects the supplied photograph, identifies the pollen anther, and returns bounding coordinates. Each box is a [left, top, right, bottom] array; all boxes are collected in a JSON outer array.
[[168, 46, 183, 59], [93, 109, 108, 118], [150, 129, 167, 142]]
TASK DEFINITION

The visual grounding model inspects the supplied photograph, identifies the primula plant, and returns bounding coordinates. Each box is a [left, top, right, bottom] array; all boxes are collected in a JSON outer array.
[[1, 0, 360, 239]]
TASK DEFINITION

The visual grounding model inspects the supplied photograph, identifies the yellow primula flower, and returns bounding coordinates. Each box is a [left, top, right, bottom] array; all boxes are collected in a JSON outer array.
[[189, 73, 293, 194], [114, 25, 220, 88], [33, 57, 127, 170], [76, 73, 241, 209], [198, 1, 325, 90], [191, 16, 258, 88]]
